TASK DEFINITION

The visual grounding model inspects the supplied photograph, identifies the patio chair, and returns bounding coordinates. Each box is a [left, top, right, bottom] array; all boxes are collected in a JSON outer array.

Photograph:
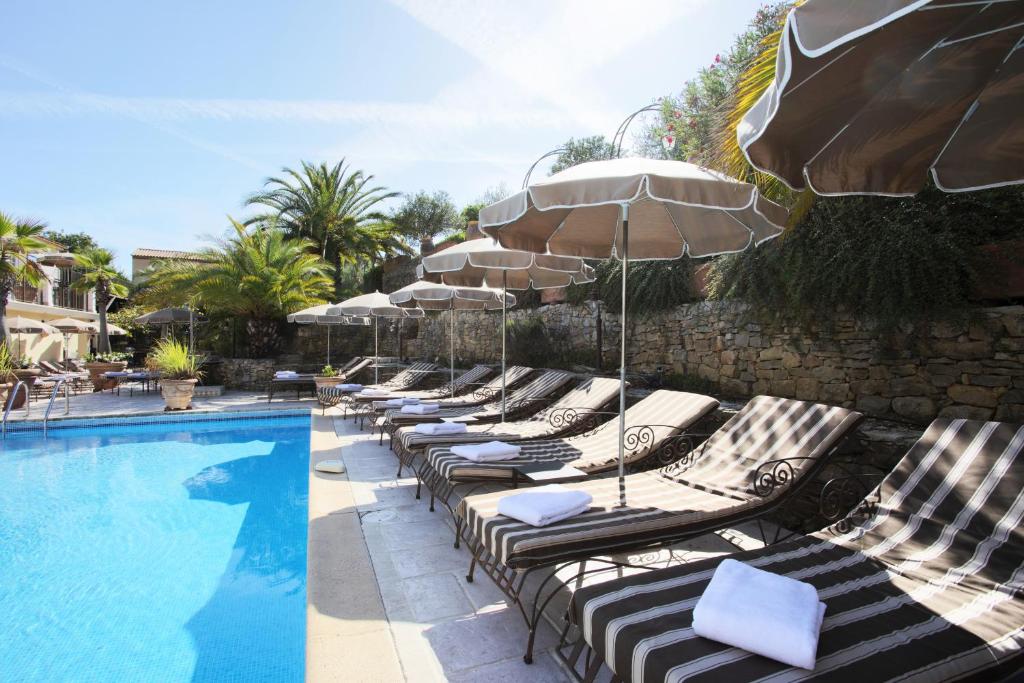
[[561, 418, 1024, 683], [458, 395, 864, 663], [380, 369, 577, 455], [347, 364, 494, 426], [422, 388, 719, 546]]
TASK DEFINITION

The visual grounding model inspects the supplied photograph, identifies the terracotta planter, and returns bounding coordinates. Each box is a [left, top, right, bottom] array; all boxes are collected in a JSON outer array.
[[160, 378, 198, 411], [10, 369, 41, 409], [314, 376, 344, 390], [85, 361, 129, 391]]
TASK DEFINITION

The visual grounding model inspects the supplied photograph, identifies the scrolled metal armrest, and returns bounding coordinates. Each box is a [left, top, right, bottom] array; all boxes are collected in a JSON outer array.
[[752, 457, 819, 498], [504, 393, 557, 414], [821, 471, 885, 535], [471, 386, 501, 401], [547, 408, 616, 435]]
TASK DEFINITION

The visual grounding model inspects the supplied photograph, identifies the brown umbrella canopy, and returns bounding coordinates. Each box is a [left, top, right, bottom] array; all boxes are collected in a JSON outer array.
[[739, 0, 1024, 195]]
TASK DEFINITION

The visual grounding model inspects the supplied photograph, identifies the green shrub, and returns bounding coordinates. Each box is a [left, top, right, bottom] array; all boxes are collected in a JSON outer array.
[[146, 339, 203, 380], [566, 259, 699, 316], [661, 372, 719, 395], [320, 364, 337, 377], [0, 343, 14, 382], [505, 316, 598, 369]]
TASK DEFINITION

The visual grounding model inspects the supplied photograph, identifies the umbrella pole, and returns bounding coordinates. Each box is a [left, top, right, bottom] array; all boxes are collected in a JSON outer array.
[[374, 317, 379, 384], [618, 205, 629, 508], [326, 326, 331, 367], [501, 270, 507, 422], [450, 306, 455, 397], [188, 306, 194, 352]]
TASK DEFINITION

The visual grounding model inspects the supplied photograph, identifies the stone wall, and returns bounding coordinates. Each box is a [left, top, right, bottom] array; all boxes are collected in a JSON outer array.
[[210, 358, 277, 390], [405, 302, 1024, 424]]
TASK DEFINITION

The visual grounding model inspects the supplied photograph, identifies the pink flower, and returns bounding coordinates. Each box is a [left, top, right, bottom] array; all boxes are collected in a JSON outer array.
[[667, 122, 675, 132], [672, 109, 683, 119]]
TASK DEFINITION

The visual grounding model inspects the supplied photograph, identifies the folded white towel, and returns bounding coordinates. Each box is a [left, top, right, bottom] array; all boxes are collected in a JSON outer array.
[[401, 397, 421, 404], [451, 440, 522, 462], [414, 422, 468, 435], [496, 484, 593, 527], [382, 397, 421, 407], [692, 559, 825, 670], [360, 388, 389, 397], [402, 403, 439, 414], [275, 371, 298, 377], [337, 383, 363, 391]]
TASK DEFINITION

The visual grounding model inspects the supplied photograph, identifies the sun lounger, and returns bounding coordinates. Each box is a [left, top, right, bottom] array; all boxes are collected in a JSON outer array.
[[317, 360, 435, 411], [347, 364, 494, 427], [563, 418, 1024, 682], [458, 395, 864, 662], [382, 370, 577, 461], [421, 389, 719, 540]]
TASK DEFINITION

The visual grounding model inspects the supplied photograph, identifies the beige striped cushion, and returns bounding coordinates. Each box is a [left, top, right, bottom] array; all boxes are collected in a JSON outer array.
[[396, 376, 624, 454], [460, 396, 863, 570], [426, 389, 718, 482], [389, 370, 573, 437], [571, 419, 1024, 683]]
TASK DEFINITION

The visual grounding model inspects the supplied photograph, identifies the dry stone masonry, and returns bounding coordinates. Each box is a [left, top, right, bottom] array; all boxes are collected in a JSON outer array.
[[404, 302, 1024, 425]]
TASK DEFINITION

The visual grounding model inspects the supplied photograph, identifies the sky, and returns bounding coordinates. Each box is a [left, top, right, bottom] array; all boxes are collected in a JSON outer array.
[[1, 0, 767, 272]]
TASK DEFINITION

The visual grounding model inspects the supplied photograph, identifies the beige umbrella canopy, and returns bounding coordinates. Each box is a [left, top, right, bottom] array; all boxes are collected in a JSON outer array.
[[47, 318, 95, 367], [287, 304, 370, 365], [389, 280, 514, 395], [327, 292, 424, 383], [480, 158, 786, 258], [738, 0, 1024, 196], [421, 238, 595, 419], [481, 157, 787, 506], [4, 316, 58, 359]]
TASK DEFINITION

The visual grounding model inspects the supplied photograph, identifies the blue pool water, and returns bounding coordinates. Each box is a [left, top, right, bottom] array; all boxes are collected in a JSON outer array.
[[0, 415, 310, 682]]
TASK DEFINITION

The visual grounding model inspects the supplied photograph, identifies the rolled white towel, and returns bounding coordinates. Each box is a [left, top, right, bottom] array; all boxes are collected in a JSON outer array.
[[451, 440, 522, 462], [401, 403, 439, 414], [337, 383, 363, 391], [497, 484, 593, 527], [414, 422, 468, 435], [692, 559, 826, 670]]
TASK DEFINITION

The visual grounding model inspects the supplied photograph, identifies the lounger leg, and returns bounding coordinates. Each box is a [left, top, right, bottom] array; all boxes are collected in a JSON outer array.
[[465, 545, 480, 583], [453, 517, 462, 549]]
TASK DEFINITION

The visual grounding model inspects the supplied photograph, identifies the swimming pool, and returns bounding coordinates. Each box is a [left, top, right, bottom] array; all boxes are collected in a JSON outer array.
[[0, 413, 310, 682]]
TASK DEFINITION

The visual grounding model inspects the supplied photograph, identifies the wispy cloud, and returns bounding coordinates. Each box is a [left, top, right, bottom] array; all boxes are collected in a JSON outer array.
[[0, 90, 574, 129]]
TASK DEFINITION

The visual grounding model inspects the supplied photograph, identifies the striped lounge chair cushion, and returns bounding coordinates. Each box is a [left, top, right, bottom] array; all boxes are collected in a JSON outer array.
[[388, 369, 574, 437], [459, 396, 863, 570], [426, 389, 717, 483], [364, 364, 493, 406], [339, 357, 372, 380], [569, 418, 1024, 683], [386, 366, 533, 412], [398, 376, 624, 455], [377, 361, 437, 390]]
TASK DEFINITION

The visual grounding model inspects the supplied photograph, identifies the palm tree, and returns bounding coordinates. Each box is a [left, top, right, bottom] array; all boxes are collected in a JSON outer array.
[[71, 248, 129, 353], [246, 160, 406, 298], [0, 213, 49, 351], [141, 218, 332, 357]]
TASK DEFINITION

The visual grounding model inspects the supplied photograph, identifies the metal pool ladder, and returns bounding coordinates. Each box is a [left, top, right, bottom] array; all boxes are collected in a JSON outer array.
[[42, 378, 69, 437], [1, 380, 28, 438]]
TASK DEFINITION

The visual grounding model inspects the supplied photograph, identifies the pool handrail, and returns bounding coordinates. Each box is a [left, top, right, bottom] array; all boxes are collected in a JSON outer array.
[[42, 378, 68, 437], [2, 380, 27, 438]]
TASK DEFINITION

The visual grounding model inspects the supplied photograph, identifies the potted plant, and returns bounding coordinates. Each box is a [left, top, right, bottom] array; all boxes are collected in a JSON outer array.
[[146, 339, 203, 411], [10, 356, 40, 409], [84, 350, 131, 391], [314, 364, 343, 390], [0, 343, 14, 409]]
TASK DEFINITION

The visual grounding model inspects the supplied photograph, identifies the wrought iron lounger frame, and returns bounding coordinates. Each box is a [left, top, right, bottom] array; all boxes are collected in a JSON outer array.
[[458, 414, 865, 665], [553, 465, 887, 682], [349, 369, 495, 430], [421, 410, 719, 549]]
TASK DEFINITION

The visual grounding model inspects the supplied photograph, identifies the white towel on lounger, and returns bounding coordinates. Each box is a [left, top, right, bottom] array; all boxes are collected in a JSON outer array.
[[414, 422, 468, 435], [451, 441, 521, 462], [402, 403, 439, 414], [337, 384, 363, 391], [384, 397, 421, 407], [497, 485, 592, 527], [275, 371, 298, 378], [360, 388, 389, 397], [692, 559, 826, 670]]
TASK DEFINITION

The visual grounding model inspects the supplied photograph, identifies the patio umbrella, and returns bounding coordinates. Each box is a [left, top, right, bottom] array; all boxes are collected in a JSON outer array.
[[286, 304, 348, 366], [420, 238, 594, 418], [4, 316, 58, 358], [388, 280, 515, 397], [480, 157, 787, 505], [134, 306, 202, 349], [327, 292, 424, 384], [738, 0, 1024, 196], [47, 317, 95, 367]]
